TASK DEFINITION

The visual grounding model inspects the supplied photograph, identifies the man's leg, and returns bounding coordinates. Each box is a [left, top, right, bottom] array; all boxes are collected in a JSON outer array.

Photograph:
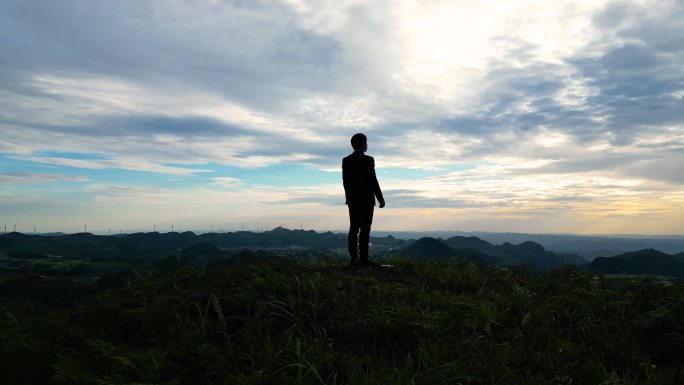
[[358, 206, 374, 263], [348, 206, 361, 264]]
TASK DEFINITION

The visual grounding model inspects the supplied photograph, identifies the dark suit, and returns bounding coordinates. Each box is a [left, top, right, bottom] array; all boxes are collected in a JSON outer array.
[[342, 151, 384, 262]]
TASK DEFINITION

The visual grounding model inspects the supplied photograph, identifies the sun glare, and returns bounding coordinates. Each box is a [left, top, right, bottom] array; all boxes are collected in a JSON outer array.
[[397, 2, 494, 103]]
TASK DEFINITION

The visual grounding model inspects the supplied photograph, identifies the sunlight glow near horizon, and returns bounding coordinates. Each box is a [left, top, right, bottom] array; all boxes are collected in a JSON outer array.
[[1, 0, 683, 235]]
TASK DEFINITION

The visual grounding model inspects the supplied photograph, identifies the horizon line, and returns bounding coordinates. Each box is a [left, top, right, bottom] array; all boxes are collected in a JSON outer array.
[[3, 227, 684, 239]]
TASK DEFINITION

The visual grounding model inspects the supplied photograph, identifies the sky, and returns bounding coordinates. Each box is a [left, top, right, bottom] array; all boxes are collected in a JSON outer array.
[[1, 0, 683, 235]]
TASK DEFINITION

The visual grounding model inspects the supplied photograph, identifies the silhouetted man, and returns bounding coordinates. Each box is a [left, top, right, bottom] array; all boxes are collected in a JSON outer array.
[[343, 133, 385, 266]]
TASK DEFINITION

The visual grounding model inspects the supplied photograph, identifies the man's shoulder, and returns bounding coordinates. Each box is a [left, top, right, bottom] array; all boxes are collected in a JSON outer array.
[[343, 152, 374, 165]]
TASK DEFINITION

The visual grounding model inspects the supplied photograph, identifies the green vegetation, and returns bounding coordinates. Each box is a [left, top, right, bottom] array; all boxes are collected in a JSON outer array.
[[592, 249, 684, 277], [2, 258, 683, 385]]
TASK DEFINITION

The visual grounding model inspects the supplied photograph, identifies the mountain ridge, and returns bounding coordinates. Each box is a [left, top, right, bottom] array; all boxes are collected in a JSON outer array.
[[591, 248, 684, 276], [2, 228, 683, 275]]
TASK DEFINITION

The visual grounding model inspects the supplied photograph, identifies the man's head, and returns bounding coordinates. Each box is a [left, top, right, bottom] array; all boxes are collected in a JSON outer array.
[[351, 133, 367, 152]]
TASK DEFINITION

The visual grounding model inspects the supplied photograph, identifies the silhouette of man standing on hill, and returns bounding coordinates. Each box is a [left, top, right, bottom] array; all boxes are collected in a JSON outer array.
[[343, 133, 385, 267]]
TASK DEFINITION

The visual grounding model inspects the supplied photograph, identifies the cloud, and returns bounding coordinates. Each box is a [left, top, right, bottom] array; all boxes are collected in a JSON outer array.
[[15, 155, 211, 176], [0, 172, 90, 185], [0, 0, 349, 114], [211, 177, 244, 188], [3, 0, 679, 173], [1, 0, 684, 233]]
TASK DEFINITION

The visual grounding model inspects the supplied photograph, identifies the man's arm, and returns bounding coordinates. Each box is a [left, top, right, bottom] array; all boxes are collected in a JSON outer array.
[[342, 159, 350, 204], [371, 158, 385, 208]]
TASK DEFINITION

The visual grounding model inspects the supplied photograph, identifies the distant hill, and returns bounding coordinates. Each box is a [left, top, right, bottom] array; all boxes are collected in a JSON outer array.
[[0, 231, 118, 259], [115, 231, 199, 251], [0, 227, 407, 259], [462, 232, 684, 259], [404, 237, 487, 263], [491, 241, 587, 270], [404, 237, 456, 261], [438, 236, 587, 268], [197, 227, 349, 249], [3, 229, 680, 273], [442, 235, 493, 250], [373, 234, 408, 248], [377, 231, 684, 259], [591, 249, 684, 276]]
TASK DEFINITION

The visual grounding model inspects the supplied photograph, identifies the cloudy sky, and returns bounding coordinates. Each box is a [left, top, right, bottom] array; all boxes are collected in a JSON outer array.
[[1, 0, 683, 235]]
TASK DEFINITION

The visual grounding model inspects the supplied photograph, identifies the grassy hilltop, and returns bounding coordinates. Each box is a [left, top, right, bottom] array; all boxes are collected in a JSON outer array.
[[2, 258, 684, 385]]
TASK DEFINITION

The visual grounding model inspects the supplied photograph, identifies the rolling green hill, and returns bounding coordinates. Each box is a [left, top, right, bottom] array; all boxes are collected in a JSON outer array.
[[443, 235, 494, 250], [405, 237, 587, 269], [404, 237, 489, 263], [591, 248, 684, 276], [1, 259, 683, 384], [8, 230, 684, 277]]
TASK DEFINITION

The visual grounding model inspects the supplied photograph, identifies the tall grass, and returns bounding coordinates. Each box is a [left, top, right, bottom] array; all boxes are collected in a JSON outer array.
[[1, 257, 683, 384]]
